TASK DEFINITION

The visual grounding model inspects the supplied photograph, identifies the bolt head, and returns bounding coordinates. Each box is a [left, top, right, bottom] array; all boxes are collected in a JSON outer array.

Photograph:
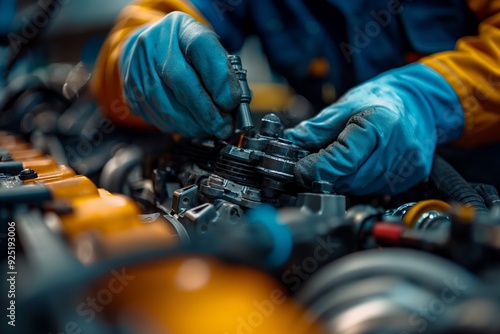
[[19, 168, 38, 180]]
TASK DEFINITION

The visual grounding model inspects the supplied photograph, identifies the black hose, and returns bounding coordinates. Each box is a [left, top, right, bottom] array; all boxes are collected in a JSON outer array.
[[470, 183, 500, 208], [429, 155, 489, 213]]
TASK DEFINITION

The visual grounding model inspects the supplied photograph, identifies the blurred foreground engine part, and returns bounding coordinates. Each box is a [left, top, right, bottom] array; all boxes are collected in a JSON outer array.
[[0, 131, 184, 263], [297, 248, 500, 334], [87, 255, 323, 334]]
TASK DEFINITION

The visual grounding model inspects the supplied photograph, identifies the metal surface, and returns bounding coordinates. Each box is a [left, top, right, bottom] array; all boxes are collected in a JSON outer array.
[[257, 138, 309, 199], [215, 145, 261, 186], [200, 174, 261, 208]]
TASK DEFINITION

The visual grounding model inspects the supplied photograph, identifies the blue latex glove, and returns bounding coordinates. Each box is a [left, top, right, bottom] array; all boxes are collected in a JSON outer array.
[[285, 63, 465, 195], [119, 12, 241, 139]]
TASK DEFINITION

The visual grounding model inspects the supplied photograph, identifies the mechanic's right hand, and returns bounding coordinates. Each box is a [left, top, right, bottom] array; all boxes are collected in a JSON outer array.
[[119, 12, 242, 139]]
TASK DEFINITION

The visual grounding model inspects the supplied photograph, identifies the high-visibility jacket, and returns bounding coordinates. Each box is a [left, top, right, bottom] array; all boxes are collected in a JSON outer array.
[[93, 0, 500, 147]]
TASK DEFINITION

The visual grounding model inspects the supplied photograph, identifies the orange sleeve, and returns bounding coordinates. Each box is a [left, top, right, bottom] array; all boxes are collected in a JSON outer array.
[[91, 0, 208, 129], [421, 0, 500, 147]]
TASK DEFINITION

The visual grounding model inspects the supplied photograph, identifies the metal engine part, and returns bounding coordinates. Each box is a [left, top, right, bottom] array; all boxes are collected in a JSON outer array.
[[227, 55, 254, 132], [199, 113, 308, 210], [162, 112, 313, 236], [256, 138, 309, 200], [297, 248, 480, 334]]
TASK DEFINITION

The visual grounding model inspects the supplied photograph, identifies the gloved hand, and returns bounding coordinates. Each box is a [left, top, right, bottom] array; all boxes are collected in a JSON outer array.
[[119, 12, 241, 139], [285, 63, 465, 195]]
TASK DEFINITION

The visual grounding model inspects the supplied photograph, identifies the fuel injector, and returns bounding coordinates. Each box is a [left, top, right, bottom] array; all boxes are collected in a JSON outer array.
[[227, 55, 254, 133]]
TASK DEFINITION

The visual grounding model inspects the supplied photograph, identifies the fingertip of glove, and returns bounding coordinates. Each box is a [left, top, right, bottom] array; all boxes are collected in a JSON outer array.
[[294, 154, 320, 190], [284, 127, 318, 151], [214, 121, 233, 140], [282, 128, 295, 140], [283, 128, 303, 145]]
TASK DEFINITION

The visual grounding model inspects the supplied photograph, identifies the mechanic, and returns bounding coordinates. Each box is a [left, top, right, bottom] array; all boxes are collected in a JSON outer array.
[[93, 0, 500, 195]]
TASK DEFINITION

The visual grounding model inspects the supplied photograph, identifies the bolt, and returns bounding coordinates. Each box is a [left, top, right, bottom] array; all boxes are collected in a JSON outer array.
[[260, 113, 282, 138], [0, 154, 13, 162], [19, 168, 38, 180], [311, 180, 334, 194], [0, 148, 12, 162]]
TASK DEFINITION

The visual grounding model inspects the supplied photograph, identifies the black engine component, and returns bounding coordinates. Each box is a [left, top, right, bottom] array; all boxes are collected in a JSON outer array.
[[256, 138, 309, 200], [430, 155, 489, 213], [227, 55, 254, 132], [297, 248, 480, 334], [197, 112, 309, 212]]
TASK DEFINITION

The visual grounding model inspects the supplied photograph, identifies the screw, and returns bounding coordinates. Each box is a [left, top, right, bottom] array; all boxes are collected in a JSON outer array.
[[311, 180, 334, 194], [0, 148, 12, 161], [19, 168, 38, 180]]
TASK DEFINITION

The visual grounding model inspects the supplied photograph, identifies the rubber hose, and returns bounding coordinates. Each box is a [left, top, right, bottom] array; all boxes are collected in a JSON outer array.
[[429, 155, 488, 213], [470, 183, 500, 208]]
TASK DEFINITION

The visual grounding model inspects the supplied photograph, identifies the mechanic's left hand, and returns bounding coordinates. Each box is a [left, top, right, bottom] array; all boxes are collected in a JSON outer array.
[[285, 63, 465, 195]]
